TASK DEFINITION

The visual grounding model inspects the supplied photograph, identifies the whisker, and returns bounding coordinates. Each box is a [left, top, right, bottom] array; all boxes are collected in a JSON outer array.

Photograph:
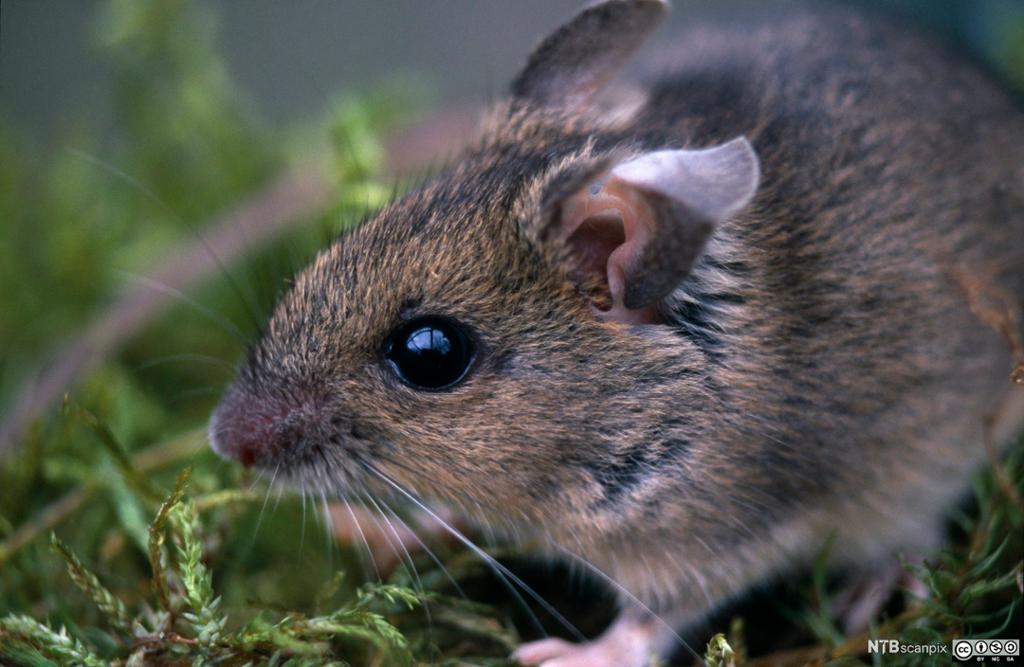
[[299, 489, 308, 554], [68, 148, 267, 333], [271, 484, 285, 516], [476, 501, 501, 551], [117, 270, 247, 342], [253, 463, 281, 538], [361, 491, 433, 630], [340, 494, 382, 583], [356, 490, 415, 580], [359, 493, 420, 578], [556, 546, 699, 661], [247, 467, 267, 492], [377, 496, 468, 600], [317, 490, 340, 575], [135, 353, 236, 374], [368, 466, 581, 642], [167, 387, 226, 403]]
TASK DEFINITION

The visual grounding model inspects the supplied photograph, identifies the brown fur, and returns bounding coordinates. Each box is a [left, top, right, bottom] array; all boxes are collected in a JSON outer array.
[[211, 3, 1024, 645]]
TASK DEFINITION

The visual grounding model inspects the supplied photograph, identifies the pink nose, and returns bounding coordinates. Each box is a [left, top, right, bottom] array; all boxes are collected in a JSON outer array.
[[209, 391, 313, 467]]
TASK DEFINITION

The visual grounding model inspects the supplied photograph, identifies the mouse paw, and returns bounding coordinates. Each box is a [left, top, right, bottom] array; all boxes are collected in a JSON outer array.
[[832, 555, 927, 634], [511, 637, 577, 665], [512, 637, 655, 667], [512, 620, 659, 667]]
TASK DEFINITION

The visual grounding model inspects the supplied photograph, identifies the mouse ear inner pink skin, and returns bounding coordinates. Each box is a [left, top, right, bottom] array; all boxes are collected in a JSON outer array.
[[555, 137, 761, 324], [510, 0, 668, 109]]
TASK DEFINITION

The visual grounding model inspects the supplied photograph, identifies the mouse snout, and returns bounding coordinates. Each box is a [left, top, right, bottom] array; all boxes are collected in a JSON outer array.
[[208, 388, 321, 467]]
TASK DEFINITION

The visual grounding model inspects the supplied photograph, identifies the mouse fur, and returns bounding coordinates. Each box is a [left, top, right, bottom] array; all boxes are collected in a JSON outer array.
[[210, 2, 1024, 664]]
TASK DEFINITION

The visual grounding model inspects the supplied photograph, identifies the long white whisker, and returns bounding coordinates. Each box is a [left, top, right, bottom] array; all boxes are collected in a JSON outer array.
[[252, 463, 281, 538], [362, 492, 422, 587], [362, 491, 433, 629], [70, 148, 265, 331], [271, 483, 285, 515], [356, 491, 417, 582], [247, 468, 267, 492], [299, 489, 309, 554], [339, 495, 382, 582], [68, 148, 175, 213], [377, 497, 468, 600], [116, 270, 247, 342], [316, 489, 338, 573], [477, 504, 501, 551], [135, 353, 236, 374], [368, 467, 582, 642], [557, 546, 699, 661]]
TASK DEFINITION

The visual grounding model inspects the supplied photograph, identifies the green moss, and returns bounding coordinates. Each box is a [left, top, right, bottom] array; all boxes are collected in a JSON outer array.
[[1, 0, 1022, 665]]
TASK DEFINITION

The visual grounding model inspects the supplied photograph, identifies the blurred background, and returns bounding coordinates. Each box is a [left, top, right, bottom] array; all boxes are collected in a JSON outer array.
[[3, 0, 1024, 142], [2, 0, 1022, 444], [0, 2, 1022, 665]]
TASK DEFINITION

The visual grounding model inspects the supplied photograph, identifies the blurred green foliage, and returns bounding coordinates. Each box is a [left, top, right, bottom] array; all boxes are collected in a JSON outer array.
[[0, 1, 1021, 665]]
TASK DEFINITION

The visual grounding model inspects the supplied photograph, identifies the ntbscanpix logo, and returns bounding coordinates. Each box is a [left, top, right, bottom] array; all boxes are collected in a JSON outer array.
[[867, 639, 947, 656], [952, 638, 1019, 662], [867, 637, 1019, 661]]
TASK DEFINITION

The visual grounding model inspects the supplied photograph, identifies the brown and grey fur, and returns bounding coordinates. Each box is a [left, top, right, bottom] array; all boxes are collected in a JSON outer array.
[[211, 1, 1024, 662]]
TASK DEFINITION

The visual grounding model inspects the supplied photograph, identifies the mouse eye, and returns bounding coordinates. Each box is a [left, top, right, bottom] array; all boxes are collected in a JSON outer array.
[[384, 316, 474, 390]]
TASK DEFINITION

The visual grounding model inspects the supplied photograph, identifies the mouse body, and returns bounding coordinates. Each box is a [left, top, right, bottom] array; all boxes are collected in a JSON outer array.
[[210, 2, 1024, 664]]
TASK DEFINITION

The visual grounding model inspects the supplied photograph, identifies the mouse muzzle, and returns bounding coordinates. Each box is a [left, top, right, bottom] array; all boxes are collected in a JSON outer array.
[[208, 385, 326, 469]]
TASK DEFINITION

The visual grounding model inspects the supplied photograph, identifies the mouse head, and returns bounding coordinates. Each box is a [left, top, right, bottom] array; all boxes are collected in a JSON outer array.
[[210, 0, 760, 542]]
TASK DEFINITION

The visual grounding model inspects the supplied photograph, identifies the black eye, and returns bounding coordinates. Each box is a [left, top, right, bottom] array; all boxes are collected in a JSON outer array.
[[384, 316, 474, 390]]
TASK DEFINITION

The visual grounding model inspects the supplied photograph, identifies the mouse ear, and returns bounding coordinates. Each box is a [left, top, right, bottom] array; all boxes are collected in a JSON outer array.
[[511, 0, 667, 109], [547, 137, 760, 324]]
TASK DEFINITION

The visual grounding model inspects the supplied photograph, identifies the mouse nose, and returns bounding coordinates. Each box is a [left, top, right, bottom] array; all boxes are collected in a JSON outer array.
[[208, 389, 318, 467]]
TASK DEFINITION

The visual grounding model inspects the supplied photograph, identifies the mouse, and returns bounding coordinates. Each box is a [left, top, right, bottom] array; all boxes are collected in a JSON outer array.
[[208, 1, 1024, 665]]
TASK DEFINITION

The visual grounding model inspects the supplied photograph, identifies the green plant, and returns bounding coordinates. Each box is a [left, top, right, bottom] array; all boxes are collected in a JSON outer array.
[[1, 1, 1021, 665]]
